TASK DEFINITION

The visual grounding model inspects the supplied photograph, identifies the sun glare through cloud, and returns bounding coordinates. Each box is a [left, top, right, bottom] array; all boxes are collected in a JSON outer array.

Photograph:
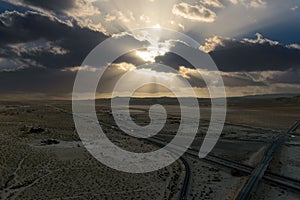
[[0, 0, 300, 99]]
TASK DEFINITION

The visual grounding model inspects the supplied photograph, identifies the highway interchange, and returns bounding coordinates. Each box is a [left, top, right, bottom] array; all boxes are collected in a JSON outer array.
[[49, 104, 300, 200]]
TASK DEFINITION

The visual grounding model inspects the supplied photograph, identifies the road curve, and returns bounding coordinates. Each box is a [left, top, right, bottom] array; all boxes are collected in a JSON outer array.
[[178, 157, 190, 200], [142, 138, 190, 200], [48, 105, 300, 199]]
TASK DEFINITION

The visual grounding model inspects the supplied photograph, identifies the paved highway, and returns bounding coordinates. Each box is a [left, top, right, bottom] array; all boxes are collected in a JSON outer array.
[[49, 104, 300, 199], [178, 157, 190, 200], [236, 120, 300, 200]]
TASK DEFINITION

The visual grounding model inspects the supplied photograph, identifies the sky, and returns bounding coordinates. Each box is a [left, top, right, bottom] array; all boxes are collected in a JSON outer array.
[[0, 0, 300, 99]]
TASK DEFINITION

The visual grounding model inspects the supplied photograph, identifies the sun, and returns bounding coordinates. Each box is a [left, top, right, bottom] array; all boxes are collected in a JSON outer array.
[[135, 44, 170, 63], [135, 50, 157, 62], [134, 24, 171, 62], [153, 24, 161, 29]]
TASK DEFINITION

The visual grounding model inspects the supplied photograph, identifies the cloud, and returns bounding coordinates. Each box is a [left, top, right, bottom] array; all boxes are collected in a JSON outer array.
[[200, 0, 224, 8], [109, 62, 136, 72], [229, 0, 266, 8], [200, 33, 284, 53], [176, 66, 265, 88], [0, 39, 68, 71], [200, 33, 300, 72], [243, 33, 279, 45], [8, 39, 69, 56], [62, 65, 98, 72], [249, 69, 300, 85], [4, 0, 100, 17], [0, 68, 76, 96], [105, 14, 117, 22], [112, 30, 193, 64], [135, 40, 173, 63], [200, 33, 282, 52], [3, 0, 106, 33], [0, 11, 107, 71], [288, 44, 300, 50], [200, 36, 228, 53], [139, 15, 151, 24], [172, 2, 216, 22], [117, 11, 135, 23], [176, 66, 300, 89], [1, 0, 299, 98], [291, 6, 299, 11], [249, 0, 267, 8]]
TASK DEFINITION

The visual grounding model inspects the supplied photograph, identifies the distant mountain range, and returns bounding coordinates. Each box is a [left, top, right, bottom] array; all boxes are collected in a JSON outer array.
[[91, 93, 300, 105]]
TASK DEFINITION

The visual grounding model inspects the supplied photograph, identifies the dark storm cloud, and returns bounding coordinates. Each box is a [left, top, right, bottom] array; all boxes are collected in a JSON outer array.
[[260, 69, 300, 85], [113, 51, 146, 67], [108, 48, 196, 74], [109, 42, 300, 89], [155, 52, 194, 71], [4, 0, 100, 17], [9, 0, 80, 14], [0, 68, 76, 94], [176, 67, 265, 88], [0, 11, 107, 70], [117, 33, 300, 75], [222, 73, 266, 87], [206, 34, 300, 72]]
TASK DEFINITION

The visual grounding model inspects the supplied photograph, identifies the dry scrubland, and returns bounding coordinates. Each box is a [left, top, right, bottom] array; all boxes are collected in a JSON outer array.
[[0, 97, 299, 199], [0, 103, 183, 199]]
